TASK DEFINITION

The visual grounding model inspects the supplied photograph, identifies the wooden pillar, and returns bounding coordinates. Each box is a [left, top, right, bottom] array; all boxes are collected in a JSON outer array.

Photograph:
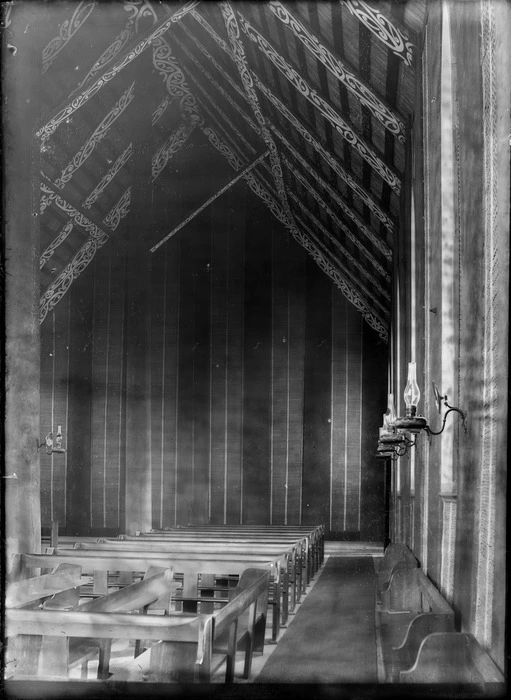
[[3, 3, 43, 557]]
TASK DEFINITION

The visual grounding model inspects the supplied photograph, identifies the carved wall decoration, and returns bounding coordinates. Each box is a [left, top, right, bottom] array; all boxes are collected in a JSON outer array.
[[152, 121, 196, 182], [83, 143, 133, 209], [36, 0, 199, 143], [42, 1, 96, 75], [40, 220, 74, 269], [236, 11, 401, 193], [284, 155, 391, 278], [268, 1, 406, 142], [345, 0, 414, 66], [103, 187, 131, 230], [152, 95, 173, 126], [55, 82, 135, 189]]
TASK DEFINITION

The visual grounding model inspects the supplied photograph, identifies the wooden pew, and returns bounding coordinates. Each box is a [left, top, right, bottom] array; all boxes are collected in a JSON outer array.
[[5, 568, 175, 681], [6, 568, 270, 683], [14, 551, 284, 642], [379, 567, 456, 681], [84, 537, 303, 610], [6, 562, 82, 609], [399, 632, 504, 687]]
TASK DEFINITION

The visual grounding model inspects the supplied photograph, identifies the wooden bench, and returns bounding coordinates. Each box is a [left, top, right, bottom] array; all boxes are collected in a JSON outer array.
[[5, 567, 175, 680], [6, 562, 82, 609], [15, 550, 284, 642], [377, 542, 418, 599], [399, 632, 505, 687], [6, 568, 270, 683], [379, 567, 456, 681]]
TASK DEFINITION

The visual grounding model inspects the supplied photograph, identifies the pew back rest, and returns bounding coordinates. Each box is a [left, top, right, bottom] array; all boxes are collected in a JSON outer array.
[[213, 568, 270, 638], [382, 568, 454, 616], [378, 543, 418, 575], [6, 563, 82, 608]]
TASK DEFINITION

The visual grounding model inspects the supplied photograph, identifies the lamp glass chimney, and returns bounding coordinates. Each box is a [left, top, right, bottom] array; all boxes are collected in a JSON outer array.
[[404, 362, 421, 417]]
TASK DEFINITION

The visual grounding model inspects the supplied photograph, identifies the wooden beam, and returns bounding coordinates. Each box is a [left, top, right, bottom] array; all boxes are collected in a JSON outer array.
[[150, 150, 269, 253], [36, 0, 201, 142], [235, 8, 401, 192], [267, 0, 406, 141], [345, 0, 415, 67]]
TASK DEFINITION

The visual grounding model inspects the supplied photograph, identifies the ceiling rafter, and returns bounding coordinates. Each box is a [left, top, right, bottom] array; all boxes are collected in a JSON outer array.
[[152, 120, 197, 182], [54, 81, 136, 190], [281, 155, 390, 278], [235, 9, 401, 193], [36, 0, 200, 143], [42, 0, 96, 75], [103, 186, 131, 231], [40, 220, 74, 270], [152, 35, 202, 125], [39, 182, 110, 324], [82, 142, 133, 209], [152, 95, 174, 126], [251, 68, 396, 232], [267, 1, 406, 142], [184, 8, 394, 229], [345, 0, 415, 66]]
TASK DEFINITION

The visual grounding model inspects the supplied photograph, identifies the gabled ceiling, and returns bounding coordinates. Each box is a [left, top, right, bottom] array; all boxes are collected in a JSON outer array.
[[36, 0, 426, 342]]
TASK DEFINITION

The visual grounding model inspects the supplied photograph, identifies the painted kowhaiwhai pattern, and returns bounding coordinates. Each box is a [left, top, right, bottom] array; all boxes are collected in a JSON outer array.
[[36, 1, 199, 142], [83, 143, 133, 209], [152, 37, 202, 125], [55, 82, 135, 189], [152, 95, 173, 126], [268, 1, 406, 141], [236, 10, 401, 192], [346, 0, 414, 67], [42, 1, 95, 75], [103, 187, 131, 230], [152, 121, 196, 182], [41, 182, 109, 239], [40, 220, 74, 269]]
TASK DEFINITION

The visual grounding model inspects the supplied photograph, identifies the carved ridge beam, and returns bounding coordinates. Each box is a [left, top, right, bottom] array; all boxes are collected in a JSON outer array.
[[235, 9, 401, 192], [36, 0, 200, 142], [345, 0, 414, 67], [185, 8, 394, 229], [267, 0, 406, 141], [152, 35, 202, 125]]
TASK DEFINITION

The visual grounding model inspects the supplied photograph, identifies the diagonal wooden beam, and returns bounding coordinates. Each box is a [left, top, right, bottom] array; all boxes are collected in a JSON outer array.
[[345, 0, 414, 67], [235, 8, 401, 192], [267, 0, 406, 141], [36, 0, 200, 142], [186, 9, 394, 230], [150, 149, 269, 253]]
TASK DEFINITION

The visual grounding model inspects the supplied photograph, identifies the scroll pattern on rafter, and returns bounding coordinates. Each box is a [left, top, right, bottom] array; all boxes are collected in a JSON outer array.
[[268, 1, 406, 142], [40, 221, 74, 269], [346, 0, 414, 67], [173, 31, 260, 135], [39, 184, 110, 323], [290, 193, 390, 310], [152, 37, 202, 124], [103, 187, 131, 230], [236, 11, 401, 193], [284, 156, 390, 279], [42, 1, 95, 75], [254, 72, 395, 232], [152, 95, 173, 126], [152, 121, 196, 182], [40, 236, 109, 324], [55, 82, 135, 189], [83, 143, 133, 208], [36, 0, 199, 143]]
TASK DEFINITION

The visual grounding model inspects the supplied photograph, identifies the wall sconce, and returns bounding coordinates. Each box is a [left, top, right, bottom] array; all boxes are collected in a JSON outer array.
[[392, 362, 467, 436], [40, 426, 65, 455]]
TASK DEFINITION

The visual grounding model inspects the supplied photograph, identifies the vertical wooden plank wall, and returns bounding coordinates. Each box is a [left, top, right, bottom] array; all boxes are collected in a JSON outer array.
[[40, 186, 387, 539]]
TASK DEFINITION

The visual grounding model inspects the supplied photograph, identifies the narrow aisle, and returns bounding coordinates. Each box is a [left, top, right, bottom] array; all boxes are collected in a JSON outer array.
[[257, 556, 377, 683]]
